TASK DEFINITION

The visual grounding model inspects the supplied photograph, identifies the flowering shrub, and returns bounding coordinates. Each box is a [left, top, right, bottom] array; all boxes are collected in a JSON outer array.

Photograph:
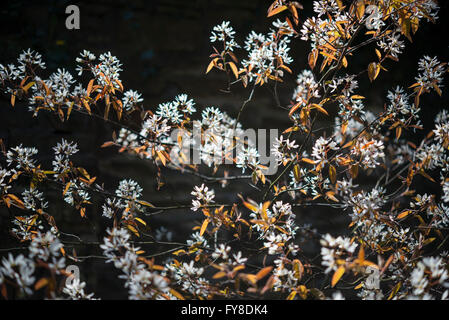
[[0, 0, 448, 300]]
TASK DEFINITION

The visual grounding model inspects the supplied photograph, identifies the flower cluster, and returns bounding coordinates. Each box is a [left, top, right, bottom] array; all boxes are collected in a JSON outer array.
[[242, 19, 294, 83], [6, 144, 38, 170], [210, 21, 240, 52]]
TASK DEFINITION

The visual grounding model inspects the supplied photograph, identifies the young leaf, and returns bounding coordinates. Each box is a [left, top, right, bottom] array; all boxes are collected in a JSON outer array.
[[342, 56, 348, 68], [293, 164, 301, 182], [286, 290, 297, 300], [228, 61, 239, 79], [355, 0, 365, 20], [86, 79, 94, 96], [397, 210, 411, 220], [213, 271, 227, 279], [368, 62, 380, 82], [134, 217, 147, 226], [267, 5, 288, 17], [289, 102, 302, 117], [311, 103, 329, 116], [206, 58, 218, 74], [200, 218, 209, 236], [256, 266, 273, 280], [242, 199, 259, 213], [170, 288, 185, 300], [308, 49, 318, 70], [34, 278, 49, 290]]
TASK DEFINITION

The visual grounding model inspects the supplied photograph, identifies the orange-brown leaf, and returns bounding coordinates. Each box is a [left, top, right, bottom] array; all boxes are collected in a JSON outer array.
[[169, 288, 185, 300], [329, 165, 337, 184], [206, 58, 218, 74], [86, 79, 94, 96], [213, 271, 227, 279], [368, 62, 380, 82], [397, 210, 411, 220], [311, 103, 329, 116], [331, 266, 345, 287]]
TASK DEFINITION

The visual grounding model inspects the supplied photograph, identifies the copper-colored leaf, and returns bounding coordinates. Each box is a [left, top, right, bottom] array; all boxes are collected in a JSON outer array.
[[308, 49, 318, 70], [397, 210, 411, 220], [86, 79, 94, 96], [358, 245, 365, 263], [342, 56, 348, 68], [311, 103, 329, 116], [66, 101, 74, 120], [350, 164, 359, 179], [395, 127, 402, 140], [375, 48, 382, 60], [261, 201, 270, 221], [34, 277, 49, 290], [242, 199, 259, 213], [101, 141, 115, 148], [286, 290, 297, 300], [289, 102, 302, 117], [127, 224, 140, 237], [63, 182, 71, 196], [293, 259, 304, 281], [1, 284, 7, 299], [367, 62, 380, 82], [115, 79, 124, 92], [261, 275, 276, 294], [329, 165, 337, 184], [134, 217, 147, 226], [326, 191, 339, 202], [388, 282, 401, 300], [137, 200, 155, 208], [228, 61, 239, 79], [355, 0, 365, 20], [267, 5, 288, 17], [169, 288, 185, 300], [331, 266, 345, 287], [301, 157, 317, 165], [200, 218, 209, 236], [156, 150, 167, 166], [288, 3, 299, 24], [213, 271, 227, 279], [256, 266, 273, 280], [336, 0, 344, 10], [206, 58, 218, 74], [293, 164, 301, 182], [82, 99, 91, 114], [22, 81, 36, 93]]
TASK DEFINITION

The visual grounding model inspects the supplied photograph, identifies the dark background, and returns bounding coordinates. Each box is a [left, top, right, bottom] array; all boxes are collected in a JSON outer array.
[[0, 0, 448, 298]]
